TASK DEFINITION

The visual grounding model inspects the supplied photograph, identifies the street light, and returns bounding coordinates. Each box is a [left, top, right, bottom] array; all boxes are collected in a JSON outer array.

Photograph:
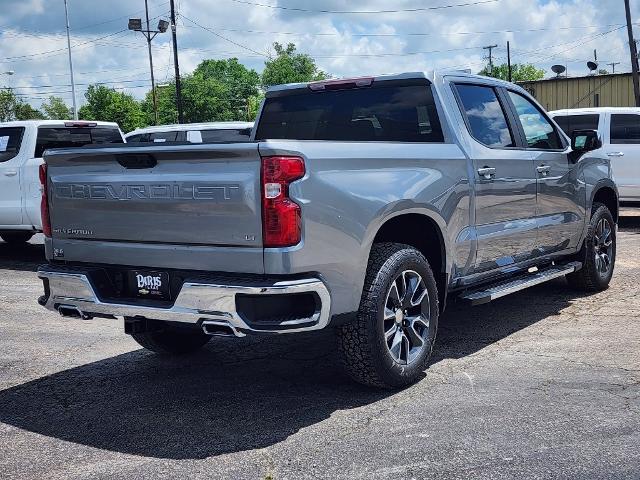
[[128, 1, 169, 125]]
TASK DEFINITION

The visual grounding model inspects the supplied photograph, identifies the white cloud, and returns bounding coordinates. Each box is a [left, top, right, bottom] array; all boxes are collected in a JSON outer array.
[[0, 0, 638, 108]]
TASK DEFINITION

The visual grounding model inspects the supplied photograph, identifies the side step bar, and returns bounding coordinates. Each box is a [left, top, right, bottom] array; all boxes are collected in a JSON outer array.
[[459, 261, 582, 306]]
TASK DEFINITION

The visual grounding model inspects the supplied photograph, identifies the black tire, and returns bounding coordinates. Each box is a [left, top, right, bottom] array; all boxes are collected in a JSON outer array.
[[337, 243, 439, 389], [129, 321, 211, 355], [567, 202, 616, 292], [0, 232, 34, 244]]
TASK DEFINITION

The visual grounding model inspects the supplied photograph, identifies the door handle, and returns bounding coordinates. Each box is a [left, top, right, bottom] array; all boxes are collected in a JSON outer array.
[[477, 167, 496, 180], [536, 165, 551, 176], [607, 152, 625, 157], [3, 170, 17, 177]]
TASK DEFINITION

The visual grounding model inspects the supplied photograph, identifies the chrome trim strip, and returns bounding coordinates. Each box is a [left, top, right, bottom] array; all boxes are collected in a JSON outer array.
[[38, 268, 332, 335]]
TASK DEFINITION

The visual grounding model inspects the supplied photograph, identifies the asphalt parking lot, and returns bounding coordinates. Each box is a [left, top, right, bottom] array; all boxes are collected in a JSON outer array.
[[0, 212, 639, 480]]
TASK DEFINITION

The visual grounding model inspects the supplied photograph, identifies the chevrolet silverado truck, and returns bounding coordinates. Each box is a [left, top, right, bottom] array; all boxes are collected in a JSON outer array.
[[37, 72, 618, 389], [0, 120, 124, 244]]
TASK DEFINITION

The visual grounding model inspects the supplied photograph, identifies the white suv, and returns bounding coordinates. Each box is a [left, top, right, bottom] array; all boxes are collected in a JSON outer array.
[[550, 108, 640, 203]]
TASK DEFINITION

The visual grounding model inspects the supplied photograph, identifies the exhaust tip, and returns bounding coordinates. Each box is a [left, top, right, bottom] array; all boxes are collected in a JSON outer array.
[[57, 305, 92, 320], [201, 320, 244, 338]]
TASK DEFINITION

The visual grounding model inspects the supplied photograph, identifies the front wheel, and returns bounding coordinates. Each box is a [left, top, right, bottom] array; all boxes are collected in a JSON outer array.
[[337, 243, 439, 389], [0, 232, 34, 244], [567, 202, 616, 291], [129, 321, 211, 355]]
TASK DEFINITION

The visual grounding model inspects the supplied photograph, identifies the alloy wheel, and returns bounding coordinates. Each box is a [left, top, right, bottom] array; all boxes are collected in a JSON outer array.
[[593, 217, 614, 277], [383, 270, 431, 365]]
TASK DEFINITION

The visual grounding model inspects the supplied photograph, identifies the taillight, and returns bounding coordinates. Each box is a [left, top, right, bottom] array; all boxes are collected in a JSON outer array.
[[39, 163, 51, 237], [261, 156, 305, 247]]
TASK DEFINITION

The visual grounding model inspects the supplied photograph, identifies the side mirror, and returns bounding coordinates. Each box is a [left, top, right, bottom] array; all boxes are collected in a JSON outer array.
[[571, 129, 601, 153]]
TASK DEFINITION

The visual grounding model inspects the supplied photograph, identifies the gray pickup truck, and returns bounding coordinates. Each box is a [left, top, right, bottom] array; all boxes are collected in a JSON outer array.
[[37, 71, 618, 388]]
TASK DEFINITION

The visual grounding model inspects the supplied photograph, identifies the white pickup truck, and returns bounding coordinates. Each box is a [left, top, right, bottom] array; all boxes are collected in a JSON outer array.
[[0, 120, 124, 244]]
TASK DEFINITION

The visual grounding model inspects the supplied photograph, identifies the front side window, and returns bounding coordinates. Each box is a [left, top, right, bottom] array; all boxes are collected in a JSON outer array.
[[0, 127, 25, 163], [553, 114, 600, 138], [149, 131, 178, 143], [256, 83, 444, 143], [454, 84, 514, 148], [508, 91, 562, 150], [610, 114, 640, 144]]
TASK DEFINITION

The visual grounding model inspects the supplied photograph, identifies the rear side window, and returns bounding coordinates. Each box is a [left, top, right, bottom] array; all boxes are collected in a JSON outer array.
[[454, 84, 514, 148], [256, 83, 444, 142], [610, 114, 640, 144], [0, 127, 25, 163], [35, 127, 123, 157], [553, 114, 599, 137], [200, 128, 252, 143]]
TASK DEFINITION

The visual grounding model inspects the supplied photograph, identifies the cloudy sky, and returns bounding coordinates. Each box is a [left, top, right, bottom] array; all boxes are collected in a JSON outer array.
[[0, 0, 638, 108]]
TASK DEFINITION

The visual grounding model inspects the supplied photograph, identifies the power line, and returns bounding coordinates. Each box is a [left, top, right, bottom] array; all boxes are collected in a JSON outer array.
[[178, 22, 629, 38], [180, 14, 269, 57], [223, 0, 500, 14]]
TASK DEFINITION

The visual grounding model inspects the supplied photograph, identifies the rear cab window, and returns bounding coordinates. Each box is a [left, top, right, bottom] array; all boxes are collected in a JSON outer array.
[[35, 124, 123, 158], [200, 128, 252, 143], [0, 127, 25, 162], [256, 79, 444, 142]]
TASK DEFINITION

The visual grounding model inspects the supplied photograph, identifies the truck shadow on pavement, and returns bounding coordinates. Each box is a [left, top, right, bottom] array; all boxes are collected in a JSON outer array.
[[0, 279, 586, 460], [0, 241, 44, 272]]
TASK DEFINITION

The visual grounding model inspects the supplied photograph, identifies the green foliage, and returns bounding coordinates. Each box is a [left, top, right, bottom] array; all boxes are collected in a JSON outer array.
[[145, 58, 261, 124], [478, 63, 546, 82], [79, 85, 146, 132], [41, 96, 72, 120], [0, 89, 45, 121], [262, 42, 327, 87]]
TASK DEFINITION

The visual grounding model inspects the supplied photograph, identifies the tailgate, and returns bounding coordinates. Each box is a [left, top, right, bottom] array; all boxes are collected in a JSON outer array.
[[45, 143, 263, 248]]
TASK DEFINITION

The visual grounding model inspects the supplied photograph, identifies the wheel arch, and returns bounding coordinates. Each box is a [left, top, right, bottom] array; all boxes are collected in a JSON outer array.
[[367, 210, 449, 310], [591, 183, 619, 223]]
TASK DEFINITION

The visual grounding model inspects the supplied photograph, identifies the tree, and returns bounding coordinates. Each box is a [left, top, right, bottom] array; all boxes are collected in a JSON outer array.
[[79, 85, 146, 132], [14, 102, 46, 120], [0, 89, 45, 121], [146, 58, 261, 124], [478, 63, 546, 82], [262, 42, 327, 87], [42, 96, 71, 120]]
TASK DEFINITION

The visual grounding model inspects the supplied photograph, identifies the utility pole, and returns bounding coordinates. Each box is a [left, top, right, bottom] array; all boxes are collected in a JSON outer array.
[[507, 41, 512, 82], [169, 0, 183, 124], [483, 44, 498, 76], [144, 0, 158, 125], [63, 0, 78, 120], [128, 4, 169, 125], [608, 62, 620, 74], [624, 0, 640, 107]]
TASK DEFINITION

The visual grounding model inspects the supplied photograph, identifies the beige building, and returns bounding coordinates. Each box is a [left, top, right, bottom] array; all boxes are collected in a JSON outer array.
[[518, 73, 636, 111]]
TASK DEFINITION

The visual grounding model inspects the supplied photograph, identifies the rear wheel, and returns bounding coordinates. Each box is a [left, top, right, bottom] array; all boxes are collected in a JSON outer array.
[[129, 320, 211, 355], [337, 243, 439, 389], [567, 202, 616, 291], [0, 232, 34, 244]]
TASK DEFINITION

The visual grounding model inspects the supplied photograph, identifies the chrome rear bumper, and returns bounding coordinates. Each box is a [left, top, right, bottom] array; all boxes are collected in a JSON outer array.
[[37, 266, 331, 335]]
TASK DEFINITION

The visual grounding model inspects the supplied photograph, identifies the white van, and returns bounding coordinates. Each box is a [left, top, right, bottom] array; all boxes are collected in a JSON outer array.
[[0, 120, 124, 244], [125, 122, 254, 144], [550, 108, 640, 203]]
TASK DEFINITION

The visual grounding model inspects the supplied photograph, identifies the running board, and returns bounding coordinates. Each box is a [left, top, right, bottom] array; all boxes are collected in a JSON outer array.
[[459, 261, 582, 306]]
